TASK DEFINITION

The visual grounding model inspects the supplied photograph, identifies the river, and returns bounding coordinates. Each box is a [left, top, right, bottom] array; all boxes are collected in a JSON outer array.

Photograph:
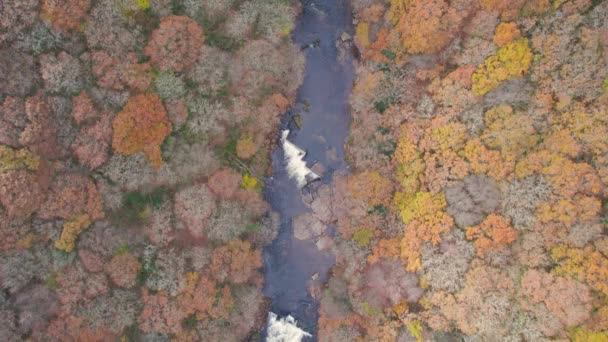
[[262, 0, 355, 340]]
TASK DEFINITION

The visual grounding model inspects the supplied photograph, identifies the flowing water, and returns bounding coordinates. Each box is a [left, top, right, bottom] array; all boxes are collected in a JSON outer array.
[[262, 0, 355, 340]]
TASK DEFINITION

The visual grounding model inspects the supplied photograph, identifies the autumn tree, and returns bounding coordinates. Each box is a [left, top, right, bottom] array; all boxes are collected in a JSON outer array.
[[91, 51, 153, 92], [112, 94, 172, 168], [138, 289, 187, 335]]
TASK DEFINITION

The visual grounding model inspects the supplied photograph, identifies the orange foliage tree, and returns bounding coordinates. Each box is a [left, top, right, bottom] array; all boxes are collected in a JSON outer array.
[[394, 191, 454, 271], [393, 0, 463, 54], [493, 22, 521, 47], [210, 240, 262, 284], [112, 94, 172, 168], [466, 214, 518, 256], [348, 170, 393, 207], [462, 138, 514, 180], [516, 151, 603, 198]]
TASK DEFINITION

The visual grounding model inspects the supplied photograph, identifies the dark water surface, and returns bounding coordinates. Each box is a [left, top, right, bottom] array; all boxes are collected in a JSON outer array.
[[262, 0, 355, 339]]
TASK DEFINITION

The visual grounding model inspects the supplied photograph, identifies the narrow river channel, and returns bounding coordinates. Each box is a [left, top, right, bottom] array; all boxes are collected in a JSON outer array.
[[262, 0, 355, 340]]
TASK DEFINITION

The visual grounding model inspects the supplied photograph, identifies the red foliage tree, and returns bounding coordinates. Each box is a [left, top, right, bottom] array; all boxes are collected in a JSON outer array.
[[38, 173, 104, 221], [174, 183, 217, 238], [0, 170, 46, 218], [45, 315, 116, 342], [71, 91, 98, 125], [520, 269, 592, 328], [91, 51, 152, 92], [20, 94, 62, 159], [72, 115, 112, 170], [138, 289, 187, 335], [145, 16, 205, 72], [78, 249, 105, 273], [42, 0, 91, 32], [0, 97, 26, 146], [111, 94, 172, 168], [104, 252, 141, 289], [208, 168, 242, 200]]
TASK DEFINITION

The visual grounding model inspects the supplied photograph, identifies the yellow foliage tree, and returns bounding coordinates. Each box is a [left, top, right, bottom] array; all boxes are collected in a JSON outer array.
[[241, 174, 259, 190], [395, 191, 453, 270], [0, 146, 40, 173], [472, 38, 533, 95], [55, 214, 91, 252], [355, 23, 370, 49], [394, 191, 446, 224], [482, 105, 539, 158], [394, 131, 425, 195], [551, 244, 608, 297]]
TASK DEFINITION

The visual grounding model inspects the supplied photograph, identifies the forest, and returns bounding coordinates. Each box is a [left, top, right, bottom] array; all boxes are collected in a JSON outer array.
[[1, 0, 304, 340], [317, 0, 608, 340], [0, 0, 607, 341]]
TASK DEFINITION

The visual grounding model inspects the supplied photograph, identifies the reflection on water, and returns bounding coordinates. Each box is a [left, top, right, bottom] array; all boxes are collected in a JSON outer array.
[[262, 0, 355, 340]]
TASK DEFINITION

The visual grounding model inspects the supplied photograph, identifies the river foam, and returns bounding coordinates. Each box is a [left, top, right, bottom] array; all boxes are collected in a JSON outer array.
[[266, 312, 312, 342], [281, 130, 320, 188]]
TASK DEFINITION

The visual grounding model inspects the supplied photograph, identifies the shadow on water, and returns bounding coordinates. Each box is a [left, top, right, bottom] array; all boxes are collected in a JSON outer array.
[[262, 0, 355, 340]]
